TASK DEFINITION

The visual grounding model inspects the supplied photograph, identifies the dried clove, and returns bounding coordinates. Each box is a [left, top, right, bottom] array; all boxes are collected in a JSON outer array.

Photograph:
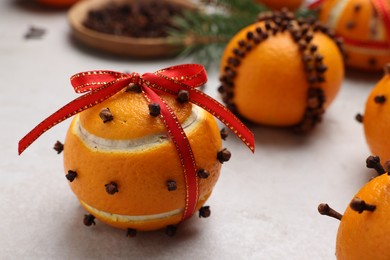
[[228, 57, 240, 67], [177, 90, 190, 103], [199, 206, 211, 218], [105, 182, 119, 195], [220, 127, 229, 140], [83, 2, 185, 38], [24, 26, 46, 39], [238, 40, 246, 48], [148, 103, 161, 117], [315, 54, 324, 62], [53, 141, 64, 154], [125, 83, 142, 93], [197, 169, 210, 179], [366, 155, 386, 175], [355, 113, 364, 123], [374, 95, 386, 104], [99, 108, 114, 123], [349, 197, 376, 213], [316, 64, 328, 73], [167, 180, 177, 191], [354, 4, 362, 12], [126, 228, 137, 237], [83, 214, 96, 226], [318, 203, 342, 220], [165, 225, 177, 237], [217, 148, 231, 163], [246, 31, 254, 40], [309, 45, 318, 53], [345, 21, 356, 30], [368, 57, 377, 66], [66, 170, 77, 182]]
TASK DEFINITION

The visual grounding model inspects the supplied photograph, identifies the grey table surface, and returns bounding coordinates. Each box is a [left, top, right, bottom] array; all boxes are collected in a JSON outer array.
[[1, 0, 383, 259]]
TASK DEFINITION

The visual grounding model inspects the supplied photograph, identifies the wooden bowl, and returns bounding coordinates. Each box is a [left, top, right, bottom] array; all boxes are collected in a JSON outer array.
[[68, 0, 194, 58]]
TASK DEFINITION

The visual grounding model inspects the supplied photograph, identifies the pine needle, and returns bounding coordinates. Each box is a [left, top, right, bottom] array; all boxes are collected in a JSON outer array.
[[169, 0, 316, 68]]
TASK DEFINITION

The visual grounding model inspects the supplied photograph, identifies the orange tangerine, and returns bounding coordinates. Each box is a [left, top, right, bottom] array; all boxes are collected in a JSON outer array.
[[219, 10, 344, 132], [361, 65, 390, 161], [319, 156, 390, 260], [257, 0, 304, 10], [63, 88, 224, 233], [319, 0, 390, 71]]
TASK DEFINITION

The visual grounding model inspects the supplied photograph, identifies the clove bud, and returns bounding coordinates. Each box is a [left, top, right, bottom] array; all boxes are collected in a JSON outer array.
[[148, 103, 161, 117], [99, 108, 114, 123], [349, 197, 376, 213], [66, 170, 77, 182], [197, 169, 210, 179], [105, 182, 119, 195], [167, 180, 177, 191], [126, 228, 137, 237], [53, 141, 64, 154], [199, 206, 211, 218], [83, 214, 96, 226], [318, 203, 342, 220], [165, 225, 177, 237], [177, 90, 190, 103], [366, 155, 386, 175], [217, 148, 231, 163]]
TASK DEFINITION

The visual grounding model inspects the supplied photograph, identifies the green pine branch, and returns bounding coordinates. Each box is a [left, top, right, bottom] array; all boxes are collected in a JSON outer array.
[[169, 0, 316, 68]]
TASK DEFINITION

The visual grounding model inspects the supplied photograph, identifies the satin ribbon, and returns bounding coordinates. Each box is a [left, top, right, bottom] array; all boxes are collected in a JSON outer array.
[[342, 36, 389, 49], [371, 0, 390, 48], [18, 64, 255, 221]]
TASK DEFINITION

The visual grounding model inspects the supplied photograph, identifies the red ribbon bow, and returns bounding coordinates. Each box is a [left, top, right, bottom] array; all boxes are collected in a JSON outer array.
[[18, 64, 254, 221]]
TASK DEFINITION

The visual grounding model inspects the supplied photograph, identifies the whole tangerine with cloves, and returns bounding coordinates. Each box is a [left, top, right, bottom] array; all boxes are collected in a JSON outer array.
[[63, 91, 223, 234], [319, 155, 390, 260], [256, 0, 304, 11], [219, 10, 345, 132], [19, 64, 254, 237], [317, 0, 390, 71], [358, 65, 390, 161]]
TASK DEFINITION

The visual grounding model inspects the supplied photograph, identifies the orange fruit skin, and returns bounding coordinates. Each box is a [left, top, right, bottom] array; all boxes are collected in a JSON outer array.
[[63, 90, 222, 231], [37, 0, 79, 7], [80, 91, 193, 140], [319, 0, 390, 71], [336, 174, 390, 260], [363, 73, 390, 161], [257, 0, 304, 10], [220, 22, 344, 126]]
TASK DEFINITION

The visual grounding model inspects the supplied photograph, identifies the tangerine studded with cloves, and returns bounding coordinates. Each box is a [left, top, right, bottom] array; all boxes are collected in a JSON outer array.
[[359, 65, 390, 161], [319, 155, 390, 260], [63, 90, 224, 232], [318, 0, 390, 71], [219, 9, 345, 132]]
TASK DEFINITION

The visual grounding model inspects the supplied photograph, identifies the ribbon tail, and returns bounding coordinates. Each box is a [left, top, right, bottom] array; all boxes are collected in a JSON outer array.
[[142, 86, 199, 221], [18, 78, 131, 155], [190, 89, 255, 153]]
